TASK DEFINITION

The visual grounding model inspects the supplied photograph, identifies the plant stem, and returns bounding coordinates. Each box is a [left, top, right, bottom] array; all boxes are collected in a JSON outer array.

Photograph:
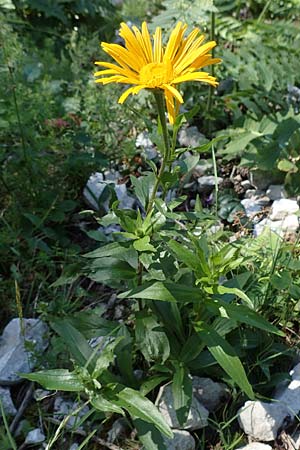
[[154, 91, 170, 161], [146, 91, 170, 214], [257, 0, 272, 23]]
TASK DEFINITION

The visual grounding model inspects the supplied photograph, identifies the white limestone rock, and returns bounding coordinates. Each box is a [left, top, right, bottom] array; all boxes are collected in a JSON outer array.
[[238, 400, 289, 441], [241, 198, 264, 219], [266, 185, 287, 201], [269, 199, 299, 220], [83, 172, 135, 211], [238, 443, 272, 450], [238, 363, 300, 441], [156, 384, 209, 430], [178, 126, 208, 148], [254, 215, 299, 237], [25, 428, 46, 444], [198, 176, 223, 192], [0, 386, 17, 416], [163, 429, 196, 450], [136, 131, 157, 159], [0, 318, 48, 384]]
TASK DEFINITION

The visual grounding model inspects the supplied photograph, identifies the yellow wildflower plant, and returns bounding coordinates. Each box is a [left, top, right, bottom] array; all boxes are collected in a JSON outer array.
[[95, 22, 221, 124]]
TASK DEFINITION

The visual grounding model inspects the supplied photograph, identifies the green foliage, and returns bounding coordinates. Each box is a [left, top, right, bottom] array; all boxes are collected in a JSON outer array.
[[2, 1, 300, 448]]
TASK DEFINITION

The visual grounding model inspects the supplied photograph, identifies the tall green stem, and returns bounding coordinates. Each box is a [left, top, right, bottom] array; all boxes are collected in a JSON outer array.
[[146, 91, 170, 215], [154, 91, 170, 160]]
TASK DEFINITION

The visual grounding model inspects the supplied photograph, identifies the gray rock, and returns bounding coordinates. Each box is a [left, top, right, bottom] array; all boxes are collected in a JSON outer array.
[[178, 126, 208, 148], [114, 183, 135, 210], [0, 386, 17, 416], [238, 400, 288, 441], [25, 428, 46, 444], [136, 131, 157, 160], [84, 172, 135, 211], [238, 444, 272, 450], [269, 199, 299, 220], [156, 384, 209, 430], [83, 172, 108, 210], [0, 318, 48, 384], [240, 198, 263, 219], [107, 418, 128, 443], [241, 180, 252, 190], [245, 189, 258, 199], [136, 131, 154, 149], [192, 377, 228, 412], [198, 176, 223, 192], [69, 445, 79, 450], [266, 185, 287, 201], [163, 429, 195, 450], [53, 396, 89, 429], [193, 160, 213, 177]]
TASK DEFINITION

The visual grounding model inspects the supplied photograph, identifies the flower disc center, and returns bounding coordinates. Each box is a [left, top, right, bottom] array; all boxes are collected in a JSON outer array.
[[140, 61, 173, 87]]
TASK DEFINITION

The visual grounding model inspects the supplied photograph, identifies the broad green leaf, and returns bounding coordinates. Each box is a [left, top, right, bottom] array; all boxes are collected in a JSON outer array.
[[93, 337, 124, 378], [277, 159, 298, 173], [140, 376, 169, 396], [130, 173, 156, 209], [134, 419, 167, 450], [67, 309, 117, 339], [195, 323, 254, 399], [19, 369, 84, 391], [119, 281, 203, 303], [84, 242, 137, 266], [51, 320, 95, 369], [133, 236, 156, 253], [114, 325, 136, 387], [135, 312, 170, 363], [88, 258, 137, 283], [90, 394, 124, 415], [204, 285, 254, 308], [172, 364, 192, 426], [206, 300, 284, 336], [167, 240, 202, 272], [115, 388, 173, 438], [179, 334, 204, 363]]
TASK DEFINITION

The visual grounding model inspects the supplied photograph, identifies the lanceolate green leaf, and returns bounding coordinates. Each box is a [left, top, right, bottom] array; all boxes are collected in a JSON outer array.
[[195, 322, 254, 399], [19, 369, 84, 391], [172, 364, 192, 426], [51, 319, 95, 370], [91, 394, 124, 415], [115, 387, 173, 438], [206, 299, 283, 336], [119, 281, 203, 303], [204, 285, 254, 308]]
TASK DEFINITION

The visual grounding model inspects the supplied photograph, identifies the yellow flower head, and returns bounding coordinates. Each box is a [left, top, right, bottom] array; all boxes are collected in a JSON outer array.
[[95, 22, 221, 124]]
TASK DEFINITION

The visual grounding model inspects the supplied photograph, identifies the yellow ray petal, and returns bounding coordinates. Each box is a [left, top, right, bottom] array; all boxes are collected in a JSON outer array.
[[172, 71, 218, 86], [164, 22, 186, 62], [153, 26, 162, 63], [119, 22, 148, 64], [175, 41, 217, 73], [162, 84, 184, 103], [164, 89, 176, 125], [118, 84, 147, 103], [141, 22, 153, 61], [94, 61, 139, 79], [102, 43, 144, 72]]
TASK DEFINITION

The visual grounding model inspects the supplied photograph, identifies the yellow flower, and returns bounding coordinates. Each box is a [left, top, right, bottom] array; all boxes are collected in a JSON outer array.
[[95, 22, 221, 124]]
